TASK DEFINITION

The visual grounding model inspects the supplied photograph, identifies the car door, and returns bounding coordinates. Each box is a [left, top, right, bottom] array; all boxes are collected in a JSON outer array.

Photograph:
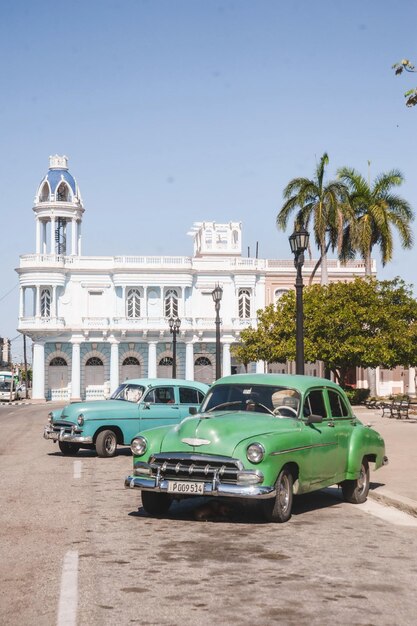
[[138, 385, 181, 430], [302, 388, 342, 484], [326, 388, 354, 480], [178, 386, 206, 418]]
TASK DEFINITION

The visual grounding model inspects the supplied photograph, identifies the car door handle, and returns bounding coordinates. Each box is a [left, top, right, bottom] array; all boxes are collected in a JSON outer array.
[[328, 421, 335, 427], [170, 406, 179, 410]]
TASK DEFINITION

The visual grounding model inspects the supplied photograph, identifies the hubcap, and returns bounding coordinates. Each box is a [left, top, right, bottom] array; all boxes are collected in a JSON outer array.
[[105, 435, 116, 453], [278, 475, 290, 512]]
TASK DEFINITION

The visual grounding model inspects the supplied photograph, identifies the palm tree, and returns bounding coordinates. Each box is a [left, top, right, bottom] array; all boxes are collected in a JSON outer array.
[[337, 167, 414, 276], [277, 153, 348, 285]]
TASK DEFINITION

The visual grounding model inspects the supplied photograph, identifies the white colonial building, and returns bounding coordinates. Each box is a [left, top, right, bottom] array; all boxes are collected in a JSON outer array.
[[16, 156, 415, 401]]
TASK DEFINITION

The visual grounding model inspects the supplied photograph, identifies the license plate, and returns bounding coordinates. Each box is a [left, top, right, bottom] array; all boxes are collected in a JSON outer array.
[[167, 481, 204, 495]]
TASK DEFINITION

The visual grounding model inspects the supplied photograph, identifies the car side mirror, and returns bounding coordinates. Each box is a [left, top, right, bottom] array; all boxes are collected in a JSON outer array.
[[143, 402, 151, 410], [306, 414, 323, 425], [189, 407, 198, 415]]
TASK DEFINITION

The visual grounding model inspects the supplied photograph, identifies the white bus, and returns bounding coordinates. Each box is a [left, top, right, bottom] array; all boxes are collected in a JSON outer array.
[[0, 372, 20, 402]]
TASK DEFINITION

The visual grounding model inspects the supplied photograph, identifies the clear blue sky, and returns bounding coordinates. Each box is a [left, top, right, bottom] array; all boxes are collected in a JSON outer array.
[[1, 0, 416, 361]]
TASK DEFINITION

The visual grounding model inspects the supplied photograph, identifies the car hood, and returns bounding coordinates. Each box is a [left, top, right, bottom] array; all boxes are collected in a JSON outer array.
[[57, 400, 136, 423], [159, 411, 299, 457]]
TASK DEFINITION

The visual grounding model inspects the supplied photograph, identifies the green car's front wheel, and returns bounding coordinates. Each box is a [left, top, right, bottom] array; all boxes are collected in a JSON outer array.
[[95, 429, 117, 458], [262, 467, 294, 523], [141, 491, 172, 516]]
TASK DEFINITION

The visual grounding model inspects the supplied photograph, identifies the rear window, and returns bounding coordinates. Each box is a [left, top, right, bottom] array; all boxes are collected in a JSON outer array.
[[328, 390, 349, 417], [179, 387, 205, 404]]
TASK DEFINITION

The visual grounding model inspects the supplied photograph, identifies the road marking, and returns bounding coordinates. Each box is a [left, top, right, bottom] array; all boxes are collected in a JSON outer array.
[[352, 499, 417, 527], [57, 550, 78, 626], [73, 461, 82, 479]]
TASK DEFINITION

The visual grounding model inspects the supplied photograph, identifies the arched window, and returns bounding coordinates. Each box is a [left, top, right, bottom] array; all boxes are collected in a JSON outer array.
[[126, 288, 141, 318], [159, 356, 173, 366], [57, 182, 70, 202], [165, 289, 178, 318], [274, 289, 288, 304], [40, 288, 51, 318], [40, 183, 50, 202], [123, 356, 140, 366], [195, 356, 211, 366], [232, 230, 239, 247], [205, 230, 213, 248], [86, 357, 103, 366], [50, 357, 67, 366], [238, 288, 251, 319]]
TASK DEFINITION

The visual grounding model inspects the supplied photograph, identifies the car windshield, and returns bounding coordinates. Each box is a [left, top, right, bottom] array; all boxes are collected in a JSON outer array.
[[110, 383, 145, 403], [0, 382, 11, 391], [200, 384, 301, 417]]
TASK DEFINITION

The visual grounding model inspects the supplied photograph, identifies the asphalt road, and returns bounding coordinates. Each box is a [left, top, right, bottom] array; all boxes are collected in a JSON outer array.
[[1, 403, 417, 626]]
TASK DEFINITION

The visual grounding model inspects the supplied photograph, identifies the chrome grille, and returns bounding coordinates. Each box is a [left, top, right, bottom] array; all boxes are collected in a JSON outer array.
[[147, 453, 243, 484], [51, 421, 76, 434]]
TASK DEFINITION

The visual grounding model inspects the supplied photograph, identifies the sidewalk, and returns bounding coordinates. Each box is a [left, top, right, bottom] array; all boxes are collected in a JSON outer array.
[[354, 405, 417, 517]]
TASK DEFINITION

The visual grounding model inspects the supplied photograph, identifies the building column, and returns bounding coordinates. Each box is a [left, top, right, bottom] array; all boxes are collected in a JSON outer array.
[[256, 360, 265, 373], [50, 217, 56, 254], [110, 340, 119, 393], [42, 222, 47, 254], [32, 342, 45, 401], [71, 218, 77, 255], [52, 285, 57, 318], [36, 219, 41, 254], [147, 341, 157, 378], [185, 342, 194, 380], [408, 368, 416, 396], [78, 221, 82, 255], [36, 286, 41, 318], [71, 341, 81, 402], [222, 342, 231, 377], [19, 287, 24, 318]]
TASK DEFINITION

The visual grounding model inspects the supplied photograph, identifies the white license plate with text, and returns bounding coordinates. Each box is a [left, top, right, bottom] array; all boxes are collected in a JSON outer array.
[[167, 481, 204, 494]]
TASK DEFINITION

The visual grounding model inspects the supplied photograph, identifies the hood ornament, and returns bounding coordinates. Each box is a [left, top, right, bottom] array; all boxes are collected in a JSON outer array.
[[181, 437, 211, 447]]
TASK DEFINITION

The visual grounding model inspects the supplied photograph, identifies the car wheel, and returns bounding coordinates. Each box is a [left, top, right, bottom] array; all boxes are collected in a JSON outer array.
[[262, 467, 294, 523], [141, 491, 172, 516], [95, 430, 117, 458], [341, 459, 370, 504], [58, 441, 80, 456]]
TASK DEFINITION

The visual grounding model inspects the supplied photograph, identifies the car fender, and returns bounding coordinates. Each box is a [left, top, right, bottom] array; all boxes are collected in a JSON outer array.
[[345, 422, 386, 479]]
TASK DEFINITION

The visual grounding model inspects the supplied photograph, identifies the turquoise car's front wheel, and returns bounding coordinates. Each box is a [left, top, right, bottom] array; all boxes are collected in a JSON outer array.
[[262, 467, 294, 523], [141, 491, 172, 516], [95, 429, 117, 458]]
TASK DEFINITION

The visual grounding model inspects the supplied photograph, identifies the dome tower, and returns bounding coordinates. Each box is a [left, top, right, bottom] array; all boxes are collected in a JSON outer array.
[[33, 155, 84, 256]]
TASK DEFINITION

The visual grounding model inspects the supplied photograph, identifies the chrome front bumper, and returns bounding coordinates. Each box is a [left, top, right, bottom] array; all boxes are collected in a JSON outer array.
[[43, 425, 93, 444], [124, 475, 275, 499]]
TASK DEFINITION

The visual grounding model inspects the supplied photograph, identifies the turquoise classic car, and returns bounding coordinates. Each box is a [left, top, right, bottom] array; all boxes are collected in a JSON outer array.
[[125, 373, 388, 522], [43, 378, 208, 458]]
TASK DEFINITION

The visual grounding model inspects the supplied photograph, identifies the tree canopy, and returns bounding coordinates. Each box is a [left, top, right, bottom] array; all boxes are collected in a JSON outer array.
[[232, 278, 417, 387], [392, 59, 417, 106]]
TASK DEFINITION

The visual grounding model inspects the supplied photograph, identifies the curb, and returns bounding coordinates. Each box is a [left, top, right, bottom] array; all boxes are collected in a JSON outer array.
[[369, 488, 417, 518]]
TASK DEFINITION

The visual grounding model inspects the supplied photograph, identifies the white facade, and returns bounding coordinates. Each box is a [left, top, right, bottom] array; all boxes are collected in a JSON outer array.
[[18, 156, 413, 401]]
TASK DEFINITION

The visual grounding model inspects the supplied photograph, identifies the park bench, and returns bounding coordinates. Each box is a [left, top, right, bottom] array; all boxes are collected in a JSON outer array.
[[381, 396, 410, 419]]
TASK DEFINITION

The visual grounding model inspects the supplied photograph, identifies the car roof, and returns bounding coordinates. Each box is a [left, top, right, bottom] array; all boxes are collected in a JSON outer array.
[[119, 378, 209, 391], [214, 373, 345, 394]]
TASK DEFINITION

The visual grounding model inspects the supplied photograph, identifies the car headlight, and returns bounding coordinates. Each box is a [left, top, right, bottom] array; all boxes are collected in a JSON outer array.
[[77, 413, 84, 426], [48, 412, 53, 424], [131, 436, 147, 456], [246, 442, 265, 464]]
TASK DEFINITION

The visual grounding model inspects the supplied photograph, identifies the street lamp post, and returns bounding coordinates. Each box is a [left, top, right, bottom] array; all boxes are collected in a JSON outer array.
[[212, 284, 223, 380], [168, 316, 181, 378], [289, 227, 310, 375]]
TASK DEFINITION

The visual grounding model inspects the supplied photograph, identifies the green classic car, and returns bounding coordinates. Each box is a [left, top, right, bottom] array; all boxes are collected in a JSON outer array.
[[125, 373, 388, 522], [43, 378, 208, 458]]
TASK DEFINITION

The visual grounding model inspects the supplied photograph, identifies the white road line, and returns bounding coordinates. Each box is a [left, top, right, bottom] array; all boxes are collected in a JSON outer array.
[[73, 461, 82, 479], [351, 499, 417, 527], [57, 550, 78, 626]]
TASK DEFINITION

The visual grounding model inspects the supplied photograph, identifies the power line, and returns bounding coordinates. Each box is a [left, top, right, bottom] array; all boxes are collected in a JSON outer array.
[[0, 283, 18, 303]]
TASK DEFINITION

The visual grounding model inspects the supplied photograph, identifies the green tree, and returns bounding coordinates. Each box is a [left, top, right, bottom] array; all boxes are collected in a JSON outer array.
[[392, 59, 417, 106], [337, 166, 414, 276], [232, 278, 417, 388], [277, 153, 349, 285]]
